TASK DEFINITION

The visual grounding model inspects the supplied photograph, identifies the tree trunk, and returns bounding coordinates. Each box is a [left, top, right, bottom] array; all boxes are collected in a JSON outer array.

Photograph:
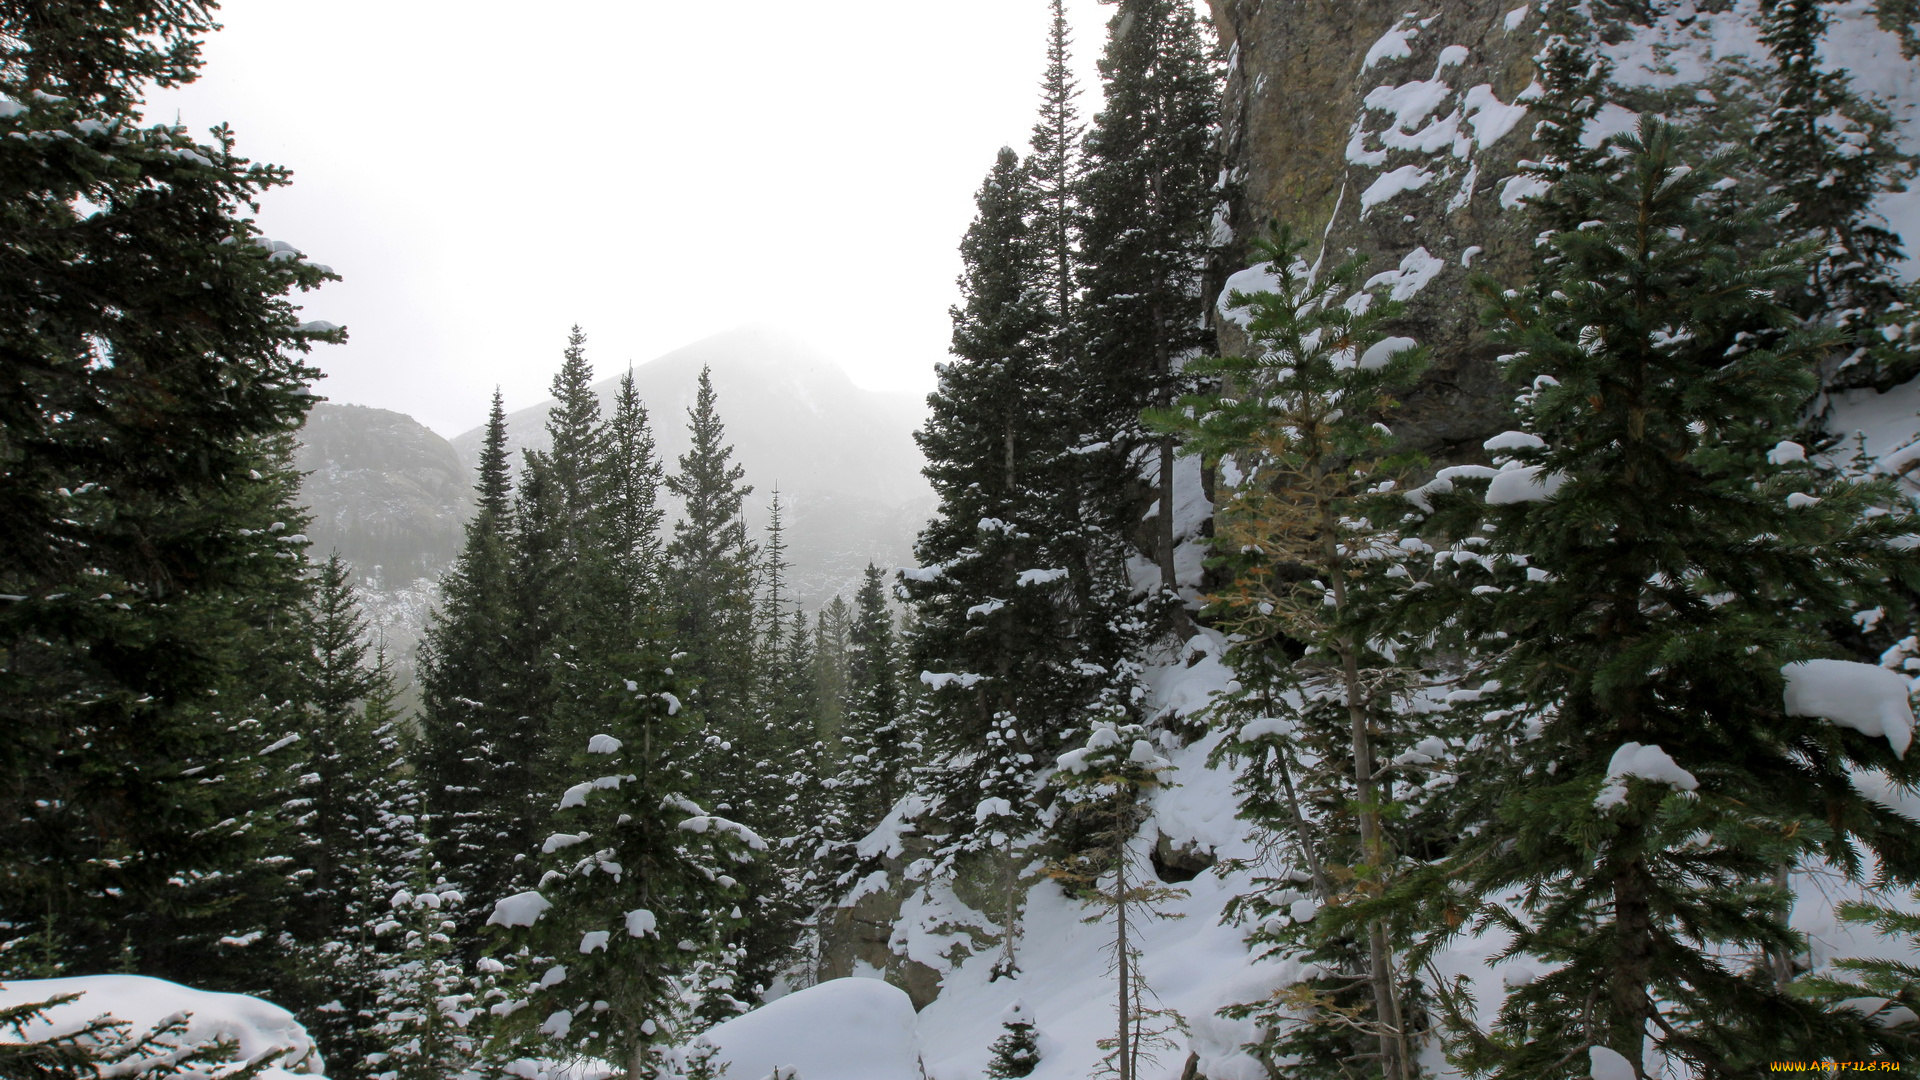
[[1609, 850, 1654, 1077], [1159, 435, 1178, 595], [999, 835, 1021, 979], [1115, 817, 1133, 1080], [1324, 493, 1409, 1080], [1767, 862, 1796, 991]]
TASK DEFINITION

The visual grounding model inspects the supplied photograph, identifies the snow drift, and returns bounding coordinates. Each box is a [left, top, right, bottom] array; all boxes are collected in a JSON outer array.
[[0, 974, 324, 1077]]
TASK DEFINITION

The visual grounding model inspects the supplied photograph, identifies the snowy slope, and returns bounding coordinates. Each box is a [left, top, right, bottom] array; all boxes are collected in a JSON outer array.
[[707, 6, 1920, 1052]]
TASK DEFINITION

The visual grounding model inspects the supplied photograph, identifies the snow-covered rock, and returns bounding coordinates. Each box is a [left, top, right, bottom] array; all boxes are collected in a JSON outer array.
[[705, 977, 922, 1080], [0, 974, 324, 1078]]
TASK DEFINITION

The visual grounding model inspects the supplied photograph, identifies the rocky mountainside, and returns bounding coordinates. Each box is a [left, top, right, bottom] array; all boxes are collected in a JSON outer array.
[[293, 403, 471, 683], [294, 403, 470, 584], [1207, 0, 1547, 458], [1208, 0, 1918, 450], [450, 324, 934, 610]]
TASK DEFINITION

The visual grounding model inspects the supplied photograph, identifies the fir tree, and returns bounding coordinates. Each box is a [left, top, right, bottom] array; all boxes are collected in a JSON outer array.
[[542, 325, 608, 531], [665, 365, 759, 794], [1410, 119, 1920, 1074], [363, 864, 484, 1080], [524, 329, 635, 804], [907, 142, 1144, 975], [813, 597, 854, 744], [280, 553, 417, 1075], [1150, 228, 1432, 1079], [605, 369, 667, 602], [484, 655, 760, 1078], [1028, 0, 1083, 365], [1076, 0, 1220, 600], [417, 391, 523, 946], [985, 1000, 1043, 1079], [909, 149, 1075, 851], [840, 564, 909, 832], [0, 0, 337, 990], [664, 367, 786, 1001]]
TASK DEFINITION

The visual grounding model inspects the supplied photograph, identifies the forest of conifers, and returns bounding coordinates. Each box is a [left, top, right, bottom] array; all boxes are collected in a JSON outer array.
[[7, 0, 1920, 1077]]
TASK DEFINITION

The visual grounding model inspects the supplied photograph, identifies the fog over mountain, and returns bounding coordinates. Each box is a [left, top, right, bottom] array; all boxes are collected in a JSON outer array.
[[450, 324, 934, 609]]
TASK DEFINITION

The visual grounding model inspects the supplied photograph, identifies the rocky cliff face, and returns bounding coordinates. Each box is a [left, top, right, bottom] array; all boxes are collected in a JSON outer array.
[[1207, 0, 1546, 459], [1205, 0, 1920, 459], [294, 403, 471, 683], [295, 402, 471, 585]]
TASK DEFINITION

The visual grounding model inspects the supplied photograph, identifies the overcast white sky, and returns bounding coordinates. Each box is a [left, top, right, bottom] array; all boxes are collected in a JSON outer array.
[[142, 1, 1128, 436]]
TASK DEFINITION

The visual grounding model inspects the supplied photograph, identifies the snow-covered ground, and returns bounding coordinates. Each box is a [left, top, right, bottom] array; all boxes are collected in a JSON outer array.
[[0, 974, 324, 1078], [704, 619, 1920, 1078]]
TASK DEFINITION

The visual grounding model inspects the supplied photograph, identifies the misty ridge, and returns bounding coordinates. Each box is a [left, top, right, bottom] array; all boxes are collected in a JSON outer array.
[[295, 324, 936, 672]]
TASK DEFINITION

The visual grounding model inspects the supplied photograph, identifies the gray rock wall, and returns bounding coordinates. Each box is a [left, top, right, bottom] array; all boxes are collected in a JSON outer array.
[[1207, 0, 1550, 459]]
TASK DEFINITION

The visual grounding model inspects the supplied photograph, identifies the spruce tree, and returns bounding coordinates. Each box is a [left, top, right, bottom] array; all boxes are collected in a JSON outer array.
[[1410, 119, 1920, 1074], [484, 655, 759, 1078], [524, 329, 630, 799], [840, 564, 909, 832], [1076, 0, 1219, 599], [542, 325, 606, 530], [813, 597, 854, 743], [417, 391, 523, 946], [665, 366, 760, 814], [663, 366, 785, 1000], [985, 1000, 1043, 1079], [1028, 0, 1083, 366], [280, 553, 417, 1075], [9, 430, 320, 993], [1150, 228, 1432, 1079], [605, 369, 667, 602], [363, 862, 484, 1080], [907, 143, 1140, 973], [908, 148, 1064, 850], [0, 0, 338, 989]]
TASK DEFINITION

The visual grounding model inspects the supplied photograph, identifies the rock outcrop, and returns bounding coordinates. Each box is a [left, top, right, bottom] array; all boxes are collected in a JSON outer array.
[[295, 402, 470, 587], [1207, 0, 1550, 458]]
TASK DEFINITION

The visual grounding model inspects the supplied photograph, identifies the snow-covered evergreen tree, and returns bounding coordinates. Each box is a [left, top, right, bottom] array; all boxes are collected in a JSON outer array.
[[1413, 118, 1920, 1074], [0, 0, 337, 989], [909, 149, 1103, 866], [605, 368, 668, 613], [839, 565, 910, 833], [984, 1000, 1043, 1079], [1151, 228, 1432, 1079], [1076, 0, 1220, 600], [364, 865, 484, 1080], [484, 656, 762, 1079], [418, 390, 524, 948], [665, 366, 760, 815], [280, 553, 418, 1074]]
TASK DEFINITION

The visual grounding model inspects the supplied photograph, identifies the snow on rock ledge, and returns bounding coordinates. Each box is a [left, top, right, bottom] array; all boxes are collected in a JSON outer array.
[[0, 974, 324, 1077], [705, 977, 922, 1080], [1783, 659, 1915, 757]]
